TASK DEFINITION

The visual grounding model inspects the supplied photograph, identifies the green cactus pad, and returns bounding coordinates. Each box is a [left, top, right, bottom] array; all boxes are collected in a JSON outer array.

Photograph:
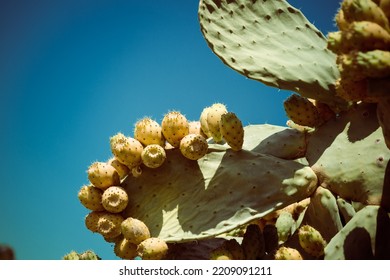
[[324, 205, 390, 259], [198, 0, 347, 108], [121, 126, 317, 242], [306, 103, 390, 205]]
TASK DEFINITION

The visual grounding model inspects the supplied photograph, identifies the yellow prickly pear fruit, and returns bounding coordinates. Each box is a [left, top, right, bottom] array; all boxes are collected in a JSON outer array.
[[136, 237, 168, 260], [274, 247, 303, 260], [134, 117, 165, 147], [188, 120, 207, 138], [199, 106, 213, 138], [102, 186, 128, 213], [110, 133, 143, 170], [107, 157, 129, 179], [335, 77, 381, 102], [97, 213, 124, 239], [179, 133, 208, 160], [161, 111, 189, 148], [78, 185, 105, 211], [87, 161, 120, 190], [206, 103, 228, 143], [327, 31, 344, 54], [345, 21, 390, 51], [114, 237, 138, 260], [283, 94, 322, 128], [335, 7, 350, 31], [298, 225, 327, 258], [342, 0, 390, 31], [141, 144, 166, 168], [209, 247, 234, 260], [85, 211, 104, 233], [219, 112, 244, 151], [121, 217, 151, 245]]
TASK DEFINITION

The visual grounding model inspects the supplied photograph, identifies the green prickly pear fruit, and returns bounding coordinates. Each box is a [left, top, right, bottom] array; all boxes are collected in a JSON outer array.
[[179, 133, 208, 160], [87, 161, 120, 190], [206, 103, 228, 143], [223, 239, 245, 260], [188, 120, 207, 138], [136, 237, 168, 260], [107, 157, 130, 180], [241, 224, 265, 260], [121, 217, 151, 245], [78, 185, 105, 211], [79, 250, 101, 260], [102, 186, 128, 213], [338, 50, 390, 80], [141, 144, 166, 168], [283, 94, 322, 128], [342, 0, 390, 31], [275, 211, 295, 244], [209, 247, 234, 260], [134, 117, 165, 147], [96, 212, 124, 239], [63, 251, 80, 260], [298, 225, 327, 258], [110, 133, 144, 170], [219, 112, 244, 151], [199, 106, 213, 138], [161, 111, 189, 148], [274, 247, 303, 260], [114, 237, 138, 260], [85, 211, 104, 233]]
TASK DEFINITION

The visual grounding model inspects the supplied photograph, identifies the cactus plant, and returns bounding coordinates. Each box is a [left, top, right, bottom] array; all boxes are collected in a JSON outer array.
[[76, 0, 390, 259]]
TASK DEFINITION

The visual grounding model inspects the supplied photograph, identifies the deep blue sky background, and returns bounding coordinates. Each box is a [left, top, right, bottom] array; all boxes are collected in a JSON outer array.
[[0, 0, 342, 259]]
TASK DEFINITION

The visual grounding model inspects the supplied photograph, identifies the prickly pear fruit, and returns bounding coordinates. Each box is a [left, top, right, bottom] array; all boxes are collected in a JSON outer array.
[[241, 224, 265, 260], [335, 8, 350, 31], [381, 0, 390, 19], [141, 144, 166, 168], [219, 112, 244, 151], [85, 211, 104, 233], [199, 106, 213, 138], [121, 217, 151, 245], [110, 133, 144, 170], [223, 239, 245, 260], [161, 111, 189, 148], [87, 161, 120, 190], [108, 157, 130, 179], [134, 117, 165, 146], [179, 133, 208, 160], [78, 185, 105, 211], [209, 247, 234, 260], [206, 103, 228, 143], [275, 211, 296, 244], [342, 0, 390, 30], [79, 250, 101, 260], [188, 121, 207, 138], [335, 77, 376, 102], [114, 237, 138, 260], [274, 247, 303, 260], [97, 212, 124, 239], [136, 237, 168, 260], [338, 50, 390, 80], [63, 251, 80, 260], [298, 225, 327, 258], [283, 94, 321, 127], [102, 186, 128, 213], [328, 21, 390, 54]]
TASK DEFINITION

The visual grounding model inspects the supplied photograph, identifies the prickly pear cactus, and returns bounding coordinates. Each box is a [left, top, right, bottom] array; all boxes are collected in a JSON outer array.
[[76, 0, 390, 259]]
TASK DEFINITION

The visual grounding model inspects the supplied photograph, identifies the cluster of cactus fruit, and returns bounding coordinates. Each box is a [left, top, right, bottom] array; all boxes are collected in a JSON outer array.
[[75, 0, 390, 260]]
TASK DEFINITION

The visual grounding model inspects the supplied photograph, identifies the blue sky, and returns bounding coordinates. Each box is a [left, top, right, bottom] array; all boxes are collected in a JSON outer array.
[[0, 0, 342, 260]]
